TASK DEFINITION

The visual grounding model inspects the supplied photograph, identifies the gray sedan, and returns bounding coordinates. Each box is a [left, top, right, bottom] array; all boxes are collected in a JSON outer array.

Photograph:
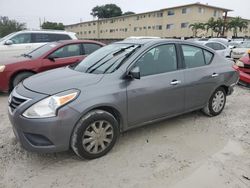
[[8, 39, 239, 159]]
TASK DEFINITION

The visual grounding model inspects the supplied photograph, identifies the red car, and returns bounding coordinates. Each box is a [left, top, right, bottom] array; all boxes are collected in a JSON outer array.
[[233, 50, 250, 87], [0, 40, 105, 92]]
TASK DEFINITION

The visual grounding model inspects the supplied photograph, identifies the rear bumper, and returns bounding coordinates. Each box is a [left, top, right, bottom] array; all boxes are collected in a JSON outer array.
[[233, 65, 250, 85]]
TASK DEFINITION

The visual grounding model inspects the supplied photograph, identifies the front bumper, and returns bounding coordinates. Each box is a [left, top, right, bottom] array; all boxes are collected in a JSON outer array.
[[8, 84, 81, 153]]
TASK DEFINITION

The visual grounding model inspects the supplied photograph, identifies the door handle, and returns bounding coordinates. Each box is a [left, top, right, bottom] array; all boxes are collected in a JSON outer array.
[[211, 73, 219, 78], [170, 80, 181, 85]]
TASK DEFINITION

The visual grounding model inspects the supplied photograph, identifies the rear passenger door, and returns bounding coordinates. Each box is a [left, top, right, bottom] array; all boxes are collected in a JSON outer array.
[[181, 44, 219, 111]]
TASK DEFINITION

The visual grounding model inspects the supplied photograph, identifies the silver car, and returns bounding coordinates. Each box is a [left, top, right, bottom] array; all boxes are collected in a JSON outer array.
[[8, 39, 239, 159]]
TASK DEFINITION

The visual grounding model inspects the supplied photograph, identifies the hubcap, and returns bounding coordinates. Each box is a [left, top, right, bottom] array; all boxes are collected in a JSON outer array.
[[82, 120, 114, 154], [212, 91, 225, 113]]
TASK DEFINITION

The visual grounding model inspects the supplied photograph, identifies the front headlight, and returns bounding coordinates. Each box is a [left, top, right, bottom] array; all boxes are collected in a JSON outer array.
[[23, 89, 79, 118], [235, 60, 244, 68], [0, 65, 5, 72]]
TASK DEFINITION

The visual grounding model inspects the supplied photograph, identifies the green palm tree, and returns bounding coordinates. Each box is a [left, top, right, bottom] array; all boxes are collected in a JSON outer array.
[[189, 23, 205, 37], [228, 17, 248, 37], [204, 17, 217, 37]]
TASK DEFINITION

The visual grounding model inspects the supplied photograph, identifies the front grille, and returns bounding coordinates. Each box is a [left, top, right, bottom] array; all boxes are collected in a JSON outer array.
[[9, 95, 27, 112]]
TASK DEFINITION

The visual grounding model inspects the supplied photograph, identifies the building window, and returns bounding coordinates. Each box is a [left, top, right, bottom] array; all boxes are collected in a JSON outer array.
[[93, 22, 96, 25], [181, 22, 189, 28], [84, 31, 87, 35], [156, 25, 162, 30], [125, 28, 128, 32], [152, 26, 155, 30], [93, 30, 95, 34], [157, 12, 163, 17], [143, 26, 147, 30], [182, 8, 191, 14], [198, 7, 205, 14], [166, 24, 174, 30], [148, 14, 151, 17], [88, 23, 91, 26], [136, 16, 139, 20], [134, 27, 138, 31], [80, 31, 82, 35], [214, 10, 218, 17], [168, 10, 175, 16]]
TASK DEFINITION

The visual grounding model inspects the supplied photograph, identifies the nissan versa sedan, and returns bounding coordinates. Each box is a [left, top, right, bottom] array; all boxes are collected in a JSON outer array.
[[8, 39, 239, 159], [0, 40, 104, 92]]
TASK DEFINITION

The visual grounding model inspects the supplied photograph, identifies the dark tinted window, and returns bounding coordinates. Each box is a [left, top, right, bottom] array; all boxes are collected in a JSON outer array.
[[50, 44, 81, 58], [136, 44, 177, 77], [182, 45, 206, 68], [33, 33, 71, 43], [83, 43, 102, 55], [10, 33, 31, 44]]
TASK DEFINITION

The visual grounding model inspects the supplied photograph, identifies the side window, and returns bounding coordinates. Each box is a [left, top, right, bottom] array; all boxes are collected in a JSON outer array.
[[10, 34, 31, 44], [181, 45, 206, 68], [50, 44, 81, 58], [205, 43, 214, 49], [136, 44, 177, 77], [54, 34, 71, 40], [83, 43, 102, 55], [203, 50, 213, 64], [33, 33, 50, 43], [215, 43, 226, 50]]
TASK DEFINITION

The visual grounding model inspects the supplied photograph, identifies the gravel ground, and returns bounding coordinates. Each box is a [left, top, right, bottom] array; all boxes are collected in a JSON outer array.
[[0, 86, 250, 188]]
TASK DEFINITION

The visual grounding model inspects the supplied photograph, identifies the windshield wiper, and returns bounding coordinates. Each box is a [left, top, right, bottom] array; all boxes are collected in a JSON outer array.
[[113, 45, 135, 56], [103, 45, 141, 73], [21, 53, 32, 58]]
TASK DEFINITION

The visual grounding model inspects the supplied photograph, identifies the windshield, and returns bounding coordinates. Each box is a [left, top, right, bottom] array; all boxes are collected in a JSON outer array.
[[0, 32, 17, 43], [239, 42, 250, 48], [27, 42, 60, 58], [73, 43, 140, 74]]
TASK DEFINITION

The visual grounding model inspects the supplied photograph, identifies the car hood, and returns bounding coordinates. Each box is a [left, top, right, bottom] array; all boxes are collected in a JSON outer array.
[[0, 56, 31, 65], [23, 67, 104, 95]]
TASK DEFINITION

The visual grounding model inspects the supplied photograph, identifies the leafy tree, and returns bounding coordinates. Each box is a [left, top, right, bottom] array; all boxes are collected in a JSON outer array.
[[0, 16, 26, 37], [213, 18, 224, 37], [123, 11, 135, 16], [227, 17, 248, 37], [204, 17, 217, 37], [91, 4, 122, 19], [41, 21, 64, 30], [189, 23, 205, 37]]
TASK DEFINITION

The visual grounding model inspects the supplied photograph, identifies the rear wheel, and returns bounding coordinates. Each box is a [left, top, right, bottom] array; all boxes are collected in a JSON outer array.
[[202, 87, 226, 117], [71, 110, 119, 159], [12, 72, 34, 88]]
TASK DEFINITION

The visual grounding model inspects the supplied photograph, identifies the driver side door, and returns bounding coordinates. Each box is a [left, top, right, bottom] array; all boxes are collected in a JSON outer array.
[[126, 43, 185, 127]]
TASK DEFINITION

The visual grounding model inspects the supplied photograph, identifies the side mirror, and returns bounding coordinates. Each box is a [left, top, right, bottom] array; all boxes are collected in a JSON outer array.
[[128, 66, 140, 79], [5, 40, 13, 45], [47, 55, 58, 62]]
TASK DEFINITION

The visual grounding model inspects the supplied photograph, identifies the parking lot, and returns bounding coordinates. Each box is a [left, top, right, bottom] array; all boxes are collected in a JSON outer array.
[[0, 86, 249, 188]]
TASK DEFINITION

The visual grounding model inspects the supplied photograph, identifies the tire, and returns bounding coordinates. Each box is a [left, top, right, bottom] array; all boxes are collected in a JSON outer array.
[[71, 110, 119, 159], [202, 87, 226, 117], [12, 72, 34, 88]]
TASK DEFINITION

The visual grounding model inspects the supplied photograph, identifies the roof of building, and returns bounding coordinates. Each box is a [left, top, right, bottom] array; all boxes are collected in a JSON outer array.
[[65, 2, 232, 27]]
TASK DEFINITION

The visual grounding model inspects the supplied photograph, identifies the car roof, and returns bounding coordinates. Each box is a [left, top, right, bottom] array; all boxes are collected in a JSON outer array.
[[55, 40, 105, 45], [16, 30, 76, 35], [115, 38, 182, 45]]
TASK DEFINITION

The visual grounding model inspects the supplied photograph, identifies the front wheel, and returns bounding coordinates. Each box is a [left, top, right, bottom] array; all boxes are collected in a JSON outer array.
[[71, 110, 119, 159], [202, 87, 226, 117], [12, 72, 34, 88]]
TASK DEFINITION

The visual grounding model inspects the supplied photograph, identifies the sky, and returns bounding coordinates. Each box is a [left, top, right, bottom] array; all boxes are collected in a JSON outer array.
[[0, 0, 249, 29]]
